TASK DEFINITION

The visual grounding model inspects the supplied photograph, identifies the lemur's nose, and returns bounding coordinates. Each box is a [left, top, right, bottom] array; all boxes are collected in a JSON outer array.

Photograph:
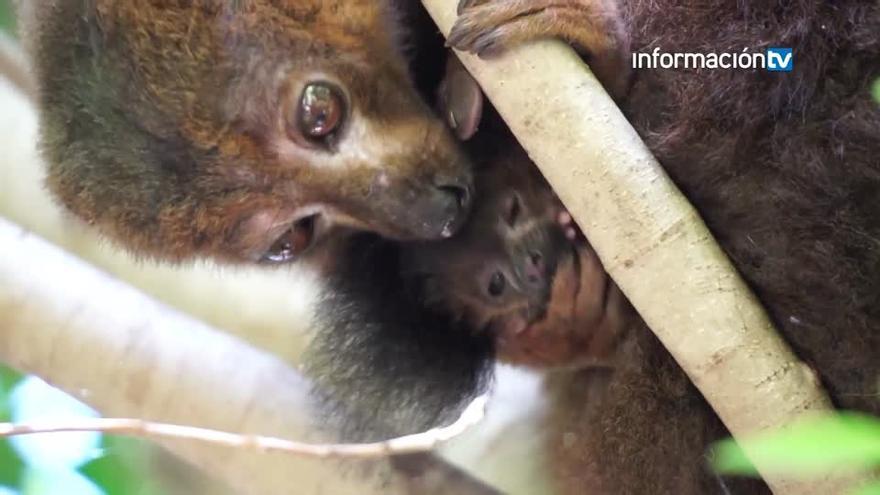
[[437, 183, 471, 211], [524, 251, 548, 287], [432, 175, 474, 237]]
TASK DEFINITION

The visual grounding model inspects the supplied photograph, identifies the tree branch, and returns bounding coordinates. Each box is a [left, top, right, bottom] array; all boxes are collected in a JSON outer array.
[[0, 396, 487, 458]]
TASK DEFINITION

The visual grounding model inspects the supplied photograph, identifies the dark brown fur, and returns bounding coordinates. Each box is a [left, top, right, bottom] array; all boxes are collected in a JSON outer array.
[[24, 0, 474, 264], [449, 0, 880, 493]]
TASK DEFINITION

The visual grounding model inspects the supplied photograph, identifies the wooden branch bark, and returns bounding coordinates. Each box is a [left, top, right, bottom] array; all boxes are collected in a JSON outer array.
[[420, 1, 849, 493]]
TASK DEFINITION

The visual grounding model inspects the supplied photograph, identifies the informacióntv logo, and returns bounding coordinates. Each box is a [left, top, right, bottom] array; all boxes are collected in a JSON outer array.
[[766, 48, 793, 72], [632, 47, 795, 72]]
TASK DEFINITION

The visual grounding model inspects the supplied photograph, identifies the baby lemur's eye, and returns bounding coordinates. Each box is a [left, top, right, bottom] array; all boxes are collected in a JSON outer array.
[[261, 216, 316, 264], [504, 193, 522, 227], [487, 271, 507, 297], [294, 82, 345, 147]]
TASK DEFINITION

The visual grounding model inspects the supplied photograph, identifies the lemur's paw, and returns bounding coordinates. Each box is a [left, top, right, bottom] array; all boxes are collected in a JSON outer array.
[[448, 0, 630, 98], [456, 0, 485, 15], [495, 244, 629, 370], [449, 0, 512, 57]]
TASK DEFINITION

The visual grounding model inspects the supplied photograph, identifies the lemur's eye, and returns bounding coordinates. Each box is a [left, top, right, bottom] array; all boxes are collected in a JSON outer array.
[[487, 271, 507, 298], [261, 216, 316, 264], [504, 193, 521, 227], [293, 82, 344, 146]]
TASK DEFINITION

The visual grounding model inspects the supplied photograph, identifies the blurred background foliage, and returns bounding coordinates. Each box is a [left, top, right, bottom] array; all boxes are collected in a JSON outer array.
[[0, 0, 12, 33], [711, 412, 880, 495]]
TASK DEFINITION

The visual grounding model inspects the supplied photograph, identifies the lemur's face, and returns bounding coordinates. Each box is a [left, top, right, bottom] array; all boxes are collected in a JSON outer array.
[[226, 66, 475, 263], [400, 50, 629, 368], [406, 152, 571, 333], [213, 2, 474, 263], [55, 1, 474, 264], [404, 151, 630, 368]]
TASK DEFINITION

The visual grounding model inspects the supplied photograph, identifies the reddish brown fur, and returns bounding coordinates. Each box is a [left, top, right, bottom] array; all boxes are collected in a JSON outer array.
[[27, 0, 474, 264], [449, 0, 880, 493]]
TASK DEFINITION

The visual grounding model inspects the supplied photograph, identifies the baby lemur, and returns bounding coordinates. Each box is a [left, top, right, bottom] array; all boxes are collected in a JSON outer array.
[[21, 0, 474, 264], [407, 56, 629, 371]]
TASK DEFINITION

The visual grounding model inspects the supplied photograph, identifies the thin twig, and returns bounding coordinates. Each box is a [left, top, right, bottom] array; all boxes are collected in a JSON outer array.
[[0, 395, 488, 459]]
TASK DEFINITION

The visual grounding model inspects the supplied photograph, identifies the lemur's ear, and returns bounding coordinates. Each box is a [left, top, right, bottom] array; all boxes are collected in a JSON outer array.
[[436, 55, 483, 141]]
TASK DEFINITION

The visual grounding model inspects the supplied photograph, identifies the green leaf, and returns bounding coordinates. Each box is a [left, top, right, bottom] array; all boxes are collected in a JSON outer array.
[[0, 364, 25, 488], [79, 436, 157, 495], [872, 78, 880, 105], [854, 482, 880, 495], [0, 365, 23, 397], [0, 0, 14, 34], [711, 412, 880, 476], [0, 438, 26, 488]]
